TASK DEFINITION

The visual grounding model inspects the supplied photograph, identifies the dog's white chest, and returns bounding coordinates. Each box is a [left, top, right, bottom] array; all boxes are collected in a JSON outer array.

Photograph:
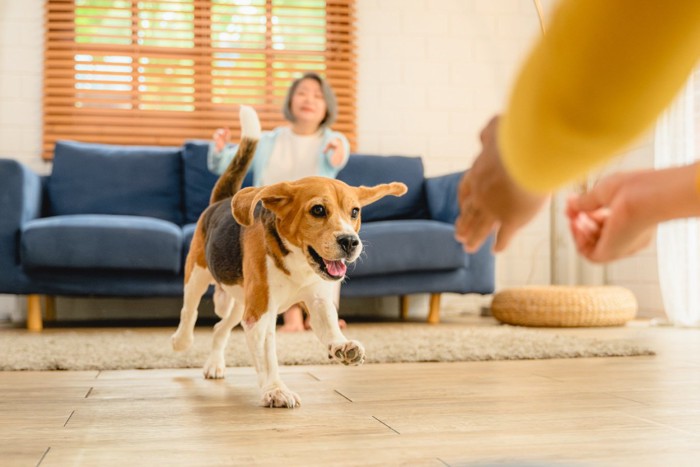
[[268, 247, 316, 285], [266, 247, 323, 308]]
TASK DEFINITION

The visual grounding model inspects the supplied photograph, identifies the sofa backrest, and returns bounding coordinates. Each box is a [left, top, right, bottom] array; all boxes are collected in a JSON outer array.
[[48, 141, 184, 225], [47, 140, 429, 227], [182, 141, 253, 224]]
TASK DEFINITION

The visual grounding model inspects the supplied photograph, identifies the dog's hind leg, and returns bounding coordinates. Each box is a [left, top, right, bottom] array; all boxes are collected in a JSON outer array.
[[172, 264, 212, 352], [204, 300, 243, 379], [242, 310, 300, 408]]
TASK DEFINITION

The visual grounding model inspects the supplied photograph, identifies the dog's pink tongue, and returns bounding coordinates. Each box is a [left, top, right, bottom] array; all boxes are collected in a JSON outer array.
[[324, 259, 347, 277]]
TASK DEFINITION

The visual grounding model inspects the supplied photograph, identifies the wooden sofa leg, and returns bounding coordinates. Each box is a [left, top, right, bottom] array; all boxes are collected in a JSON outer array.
[[27, 295, 43, 332], [399, 295, 409, 321], [427, 293, 441, 324]]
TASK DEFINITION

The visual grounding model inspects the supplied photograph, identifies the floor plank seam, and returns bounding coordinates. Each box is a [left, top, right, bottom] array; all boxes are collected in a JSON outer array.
[[63, 410, 75, 427], [334, 389, 353, 402], [372, 416, 400, 434], [85, 387, 93, 398], [306, 372, 321, 381], [436, 457, 450, 466], [36, 447, 50, 467]]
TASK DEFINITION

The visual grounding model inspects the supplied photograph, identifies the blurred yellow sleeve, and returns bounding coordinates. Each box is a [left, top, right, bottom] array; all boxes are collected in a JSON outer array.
[[499, 0, 700, 193]]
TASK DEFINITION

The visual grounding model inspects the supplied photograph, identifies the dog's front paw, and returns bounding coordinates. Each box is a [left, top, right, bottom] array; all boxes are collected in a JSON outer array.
[[261, 387, 301, 408], [328, 340, 365, 366], [203, 354, 226, 379], [171, 329, 194, 352]]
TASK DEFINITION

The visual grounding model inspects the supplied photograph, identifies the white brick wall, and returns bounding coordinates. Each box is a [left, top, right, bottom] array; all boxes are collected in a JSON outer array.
[[357, 0, 541, 177], [0, 0, 666, 319], [0, 0, 46, 174], [0, 0, 45, 318], [356, 0, 553, 291]]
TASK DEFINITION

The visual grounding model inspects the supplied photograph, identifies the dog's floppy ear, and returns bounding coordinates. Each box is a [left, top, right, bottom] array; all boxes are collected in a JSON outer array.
[[356, 182, 408, 207], [231, 186, 260, 226], [258, 183, 295, 220], [231, 183, 295, 226]]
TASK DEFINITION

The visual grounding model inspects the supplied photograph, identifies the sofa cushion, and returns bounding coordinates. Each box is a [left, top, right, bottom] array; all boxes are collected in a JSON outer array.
[[347, 220, 466, 278], [182, 141, 220, 224], [425, 171, 463, 224], [182, 141, 254, 224], [48, 141, 184, 225], [337, 155, 428, 222], [21, 215, 183, 273]]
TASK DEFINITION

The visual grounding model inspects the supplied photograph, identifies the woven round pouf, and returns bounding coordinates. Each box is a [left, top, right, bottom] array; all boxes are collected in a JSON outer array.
[[491, 285, 638, 327]]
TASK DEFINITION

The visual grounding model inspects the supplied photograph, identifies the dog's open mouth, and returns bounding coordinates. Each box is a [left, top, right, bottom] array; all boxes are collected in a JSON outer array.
[[308, 247, 347, 280]]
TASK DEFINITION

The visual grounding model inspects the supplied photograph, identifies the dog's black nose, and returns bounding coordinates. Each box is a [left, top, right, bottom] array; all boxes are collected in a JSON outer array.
[[337, 235, 359, 254]]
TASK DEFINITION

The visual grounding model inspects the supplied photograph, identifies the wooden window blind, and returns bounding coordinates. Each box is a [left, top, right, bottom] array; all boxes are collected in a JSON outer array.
[[43, 0, 356, 160]]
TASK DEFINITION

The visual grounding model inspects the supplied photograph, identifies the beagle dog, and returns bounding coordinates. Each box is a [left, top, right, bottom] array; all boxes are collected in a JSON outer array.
[[172, 106, 407, 408]]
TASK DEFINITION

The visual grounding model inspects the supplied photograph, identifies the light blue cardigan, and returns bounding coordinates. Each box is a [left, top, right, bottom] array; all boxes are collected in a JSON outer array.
[[207, 127, 350, 187]]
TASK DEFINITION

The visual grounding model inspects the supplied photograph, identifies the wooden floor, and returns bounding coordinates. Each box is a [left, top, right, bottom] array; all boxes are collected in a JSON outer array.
[[2, 317, 700, 466]]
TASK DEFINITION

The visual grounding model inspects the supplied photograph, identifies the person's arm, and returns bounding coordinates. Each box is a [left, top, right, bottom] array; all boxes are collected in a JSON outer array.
[[567, 163, 700, 262], [207, 127, 238, 175], [250, 130, 277, 187], [323, 131, 350, 172], [455, 1, 700, 254], [499, 0, 700, 193], [207, 142, 237, 175]]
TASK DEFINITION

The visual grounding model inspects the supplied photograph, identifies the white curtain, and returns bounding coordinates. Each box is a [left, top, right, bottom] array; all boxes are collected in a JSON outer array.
[[654, 72, 700, 326]]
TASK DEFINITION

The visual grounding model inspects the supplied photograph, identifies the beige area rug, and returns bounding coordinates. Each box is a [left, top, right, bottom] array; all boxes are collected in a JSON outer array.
[[0, 323, 654, 371]]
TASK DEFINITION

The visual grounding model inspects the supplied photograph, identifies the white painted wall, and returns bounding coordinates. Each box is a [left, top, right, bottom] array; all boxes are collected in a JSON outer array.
[[0, 0, 664, 318]]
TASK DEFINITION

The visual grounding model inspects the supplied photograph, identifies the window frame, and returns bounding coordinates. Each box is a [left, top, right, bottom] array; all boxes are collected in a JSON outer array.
[[43, 0, 356, 159]]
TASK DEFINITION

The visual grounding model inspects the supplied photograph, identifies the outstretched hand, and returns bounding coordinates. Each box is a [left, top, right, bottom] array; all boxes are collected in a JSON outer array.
[[455, 116, 549, 253], [213, 127, 231, 152], [567, 164, 700, 263], [567, 172, 659, 263], [324, 138, 346, 167], [566, 165, 700, 263]]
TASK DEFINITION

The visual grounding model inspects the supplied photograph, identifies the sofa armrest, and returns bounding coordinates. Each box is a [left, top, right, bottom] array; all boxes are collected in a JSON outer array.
[[0, 159, 43, 292], [465, 235, 496, 293], [424, 171, 464, 224]]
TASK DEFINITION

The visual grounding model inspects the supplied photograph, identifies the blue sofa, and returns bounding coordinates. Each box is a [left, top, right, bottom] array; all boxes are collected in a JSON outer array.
[[0, 141, 494, 330]]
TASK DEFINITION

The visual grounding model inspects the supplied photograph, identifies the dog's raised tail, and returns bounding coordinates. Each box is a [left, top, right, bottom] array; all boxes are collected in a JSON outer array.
[[209, 105, 261, 204], [239, 104, 261, 140]]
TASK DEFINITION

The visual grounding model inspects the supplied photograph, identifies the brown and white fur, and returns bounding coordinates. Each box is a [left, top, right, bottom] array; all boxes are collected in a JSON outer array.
[[172, 106, 407, 408]]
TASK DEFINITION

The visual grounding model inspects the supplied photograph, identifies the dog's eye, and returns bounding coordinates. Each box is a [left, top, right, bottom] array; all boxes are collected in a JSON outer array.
[[351, 207, 360, 219], [310, 204, 326, 218]]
